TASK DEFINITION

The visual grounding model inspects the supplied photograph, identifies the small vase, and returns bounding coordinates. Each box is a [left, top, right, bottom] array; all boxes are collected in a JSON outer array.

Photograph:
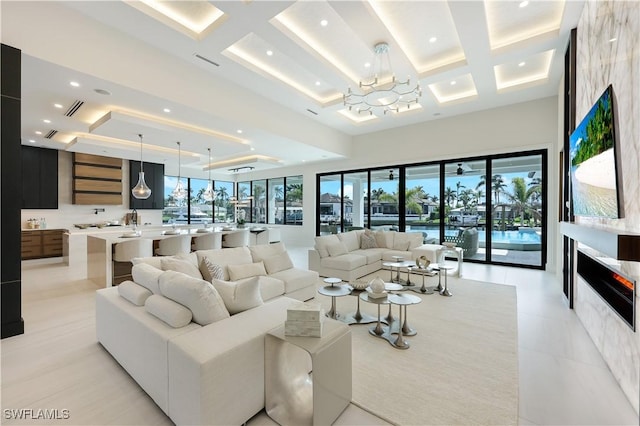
[[369, 276, 385, 294]]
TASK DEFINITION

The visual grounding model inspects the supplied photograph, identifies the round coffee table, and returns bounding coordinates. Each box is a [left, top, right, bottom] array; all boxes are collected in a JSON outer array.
[[438, 265, 455, 297], [387, 293, 422, 349], [359, 292, 391, 337], [342, 286, 378, 325], [323, 277, 342, 288], [382, 262, 405, 284], [383, 282, 403, 323], [317, 285, 351, 319], [407, 266, 437, 294]]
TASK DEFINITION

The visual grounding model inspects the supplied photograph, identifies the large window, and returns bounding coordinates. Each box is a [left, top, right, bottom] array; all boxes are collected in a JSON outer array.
[[268, 178, 284, 224], [215, 180, 234, 222], [285, 175, 303, 225], [316, 150, 546, 269], [252, 180, 267, 224], [162, 177, 233, 224], [189, 178, 213, 224]]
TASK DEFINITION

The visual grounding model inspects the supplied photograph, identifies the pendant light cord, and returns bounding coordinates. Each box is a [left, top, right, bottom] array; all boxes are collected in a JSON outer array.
[[138, 134, 144, 172]]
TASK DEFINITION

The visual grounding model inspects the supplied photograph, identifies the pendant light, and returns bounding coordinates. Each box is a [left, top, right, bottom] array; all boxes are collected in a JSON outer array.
[[131, 133, 152, 199], [171, 141, 187, 201], [203, 147, 215, 202]]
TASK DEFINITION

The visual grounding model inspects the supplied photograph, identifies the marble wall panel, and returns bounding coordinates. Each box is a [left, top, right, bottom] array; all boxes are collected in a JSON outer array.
[[574, 0, 640, 415]]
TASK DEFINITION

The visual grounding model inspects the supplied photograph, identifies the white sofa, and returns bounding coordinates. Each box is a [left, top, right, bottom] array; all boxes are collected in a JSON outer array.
[[96, 243, 319, 425], [308, 229, 444, 281]]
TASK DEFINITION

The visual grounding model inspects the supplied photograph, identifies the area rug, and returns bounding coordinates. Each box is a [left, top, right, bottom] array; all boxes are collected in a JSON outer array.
[[316, 274, 519, 425]]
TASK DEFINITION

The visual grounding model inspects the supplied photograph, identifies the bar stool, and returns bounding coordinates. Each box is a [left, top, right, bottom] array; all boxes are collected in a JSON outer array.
[[112, 239, 153, 285], [192, 232, 223, 251], [156, 234, 192, 256], [222, 229, 250, 248]]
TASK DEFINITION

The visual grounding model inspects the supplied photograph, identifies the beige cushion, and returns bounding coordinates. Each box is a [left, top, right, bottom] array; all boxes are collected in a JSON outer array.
[[314, 234, 340, 258], [158, 270, 230, 326], [268, 268, 319, 294], [211, 276, 264, 315], [199, 257, 224, 282], [195, 247, 253, 281], [248, 242, 286, 262], [263, 252, 294, 274], [408, 233, 423, 250], [227, 261, 267, 281], [161, 257, 203, 280], [337, 231, 359, 252], [360, 231, 378, 249], [321, 253, 367, 270], [327, 242, 348, 257], [350, 249, 384, 264], [118, 280, 152, 306], [145, 294, 193, 328], [131, 263, 163, 294], [375, 231, 393, 249], [254, 275, 286, 301]]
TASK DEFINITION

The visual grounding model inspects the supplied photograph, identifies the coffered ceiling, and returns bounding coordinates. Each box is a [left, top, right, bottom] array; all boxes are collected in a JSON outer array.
[[2, 0, 584, 177]]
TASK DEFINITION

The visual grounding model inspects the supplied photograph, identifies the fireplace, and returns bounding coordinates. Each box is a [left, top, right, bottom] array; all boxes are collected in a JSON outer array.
[[577, 250, 635, 330]]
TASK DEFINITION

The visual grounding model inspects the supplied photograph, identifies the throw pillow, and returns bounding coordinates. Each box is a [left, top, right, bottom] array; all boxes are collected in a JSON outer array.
[[211, 276, 264, 315], [159, 270, 230, 326], [314, 234, 340, 258], [374, 231, 392, 249], [145, 294, 193, 328], [199, 257, 225, 283], [337, 231, 360, 252], [360, 231, 378, 249], [248, 242, 286, 262], [227, 261, 267, 281], [408, 233, 423, 250], [263, 252, 294, 274], [118, 280, 152, 306], [161, 257, 203, 280], [327, 242, 348, 257], [392, 240, 410, 251]]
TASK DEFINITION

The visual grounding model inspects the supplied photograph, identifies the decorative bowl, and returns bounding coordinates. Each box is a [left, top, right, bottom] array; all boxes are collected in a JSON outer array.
[[415, 255, 430, 269], [350, 280, 369, 290], [442, 242, 457, 248]]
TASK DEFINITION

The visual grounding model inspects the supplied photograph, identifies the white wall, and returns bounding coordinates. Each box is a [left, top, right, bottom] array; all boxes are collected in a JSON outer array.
[[243, 97, 560, 262]]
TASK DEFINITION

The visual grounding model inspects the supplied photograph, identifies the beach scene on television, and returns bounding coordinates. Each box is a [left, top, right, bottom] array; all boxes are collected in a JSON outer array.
[[569, 86, 619, 218]]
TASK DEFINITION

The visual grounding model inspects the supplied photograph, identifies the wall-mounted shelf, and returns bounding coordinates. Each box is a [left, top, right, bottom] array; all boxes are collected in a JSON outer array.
[[72, 153, 122, 205], [559, 222, 640, 262]]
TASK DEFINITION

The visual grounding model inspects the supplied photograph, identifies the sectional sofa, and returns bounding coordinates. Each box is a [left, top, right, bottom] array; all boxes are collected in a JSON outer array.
[[95, 243, 318, 425], [308, 229, 445, 281]]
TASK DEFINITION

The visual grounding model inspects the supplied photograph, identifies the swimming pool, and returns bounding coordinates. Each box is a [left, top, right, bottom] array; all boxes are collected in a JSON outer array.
[[444, 229, 542, 251]]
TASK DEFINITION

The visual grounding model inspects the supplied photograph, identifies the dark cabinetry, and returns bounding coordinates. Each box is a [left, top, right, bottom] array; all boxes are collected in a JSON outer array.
[[21, 229, 65, 260], [129, 161, 164, 209], [22, 145, 58, 209]]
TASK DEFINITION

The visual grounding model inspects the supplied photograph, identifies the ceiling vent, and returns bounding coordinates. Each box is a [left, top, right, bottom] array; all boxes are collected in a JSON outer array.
[[65, 100, 84, 117], [44, 130, 58, 139], [306, 109, 318, 115], [194, 54, 219, 67]]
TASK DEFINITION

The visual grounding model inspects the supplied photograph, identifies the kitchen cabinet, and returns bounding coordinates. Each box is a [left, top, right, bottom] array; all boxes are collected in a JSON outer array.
[[129, 160, 164, 209], [21, 229, 66, 260], [73, 153, 122, 205], [21, 145, 58, 209]]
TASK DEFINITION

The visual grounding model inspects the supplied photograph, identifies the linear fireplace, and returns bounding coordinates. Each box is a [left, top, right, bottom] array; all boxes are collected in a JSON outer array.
[[577, 250, 636, 330]]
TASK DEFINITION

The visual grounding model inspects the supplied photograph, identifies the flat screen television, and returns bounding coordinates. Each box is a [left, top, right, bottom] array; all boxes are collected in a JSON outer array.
[[569, 85, 622, 218]]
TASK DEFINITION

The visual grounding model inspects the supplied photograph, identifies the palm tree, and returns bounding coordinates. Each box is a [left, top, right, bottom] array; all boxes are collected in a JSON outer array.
[[405, 186, 426, 220], [504, 177, 540, 226], [491, 175, 507, 204], [370, 188, 386, 202], [444, 186, 456, 207]]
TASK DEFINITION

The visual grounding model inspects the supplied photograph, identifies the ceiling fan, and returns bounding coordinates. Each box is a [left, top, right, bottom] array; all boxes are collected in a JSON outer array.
[[446, 163, 472, 176]]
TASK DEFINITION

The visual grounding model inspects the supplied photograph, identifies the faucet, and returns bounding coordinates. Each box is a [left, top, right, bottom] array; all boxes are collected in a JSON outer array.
[[131, 209, 138, 227]]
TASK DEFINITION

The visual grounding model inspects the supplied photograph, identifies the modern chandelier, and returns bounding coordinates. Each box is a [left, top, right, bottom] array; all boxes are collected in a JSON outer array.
[[203, 147, 215, 202], [131, 133, 152, 199], [171, 141, 187, 201], [343, 42, 421, 116]]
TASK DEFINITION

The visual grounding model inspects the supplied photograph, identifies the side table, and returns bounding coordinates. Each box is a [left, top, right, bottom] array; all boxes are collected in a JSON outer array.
[[265, 319, 352, 425], [387, 293, 422, 349], [317, 285, 351, 319]]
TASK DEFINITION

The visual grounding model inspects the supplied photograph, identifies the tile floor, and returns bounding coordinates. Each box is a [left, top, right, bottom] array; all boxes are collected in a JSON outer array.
[[2, 245, 638, 425]]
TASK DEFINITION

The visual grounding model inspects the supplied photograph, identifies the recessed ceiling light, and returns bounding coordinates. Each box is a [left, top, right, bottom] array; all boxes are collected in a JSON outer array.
[[429, 37, 437, 43], [43, 119, 51, 123], [54, 103, 63, 109], [94, 88, 111, 95], [518, 61, 526, 67], [250, 147, 255, 151], [609, 37, 617, 42], [320, 19, 328, 27], [237, 129, 243, 134], [35, 131, 42, 135], [450, 81, 457, 85], [302, 159, 306, 162], [70, 81, 80, 87], [163, 108, 171, 113], [315, 81, 321, 86], [29, 139, 36, 143], [519, 1, 529, 8], [266, 50, 273, 56], [364, 62, 371, 68]]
